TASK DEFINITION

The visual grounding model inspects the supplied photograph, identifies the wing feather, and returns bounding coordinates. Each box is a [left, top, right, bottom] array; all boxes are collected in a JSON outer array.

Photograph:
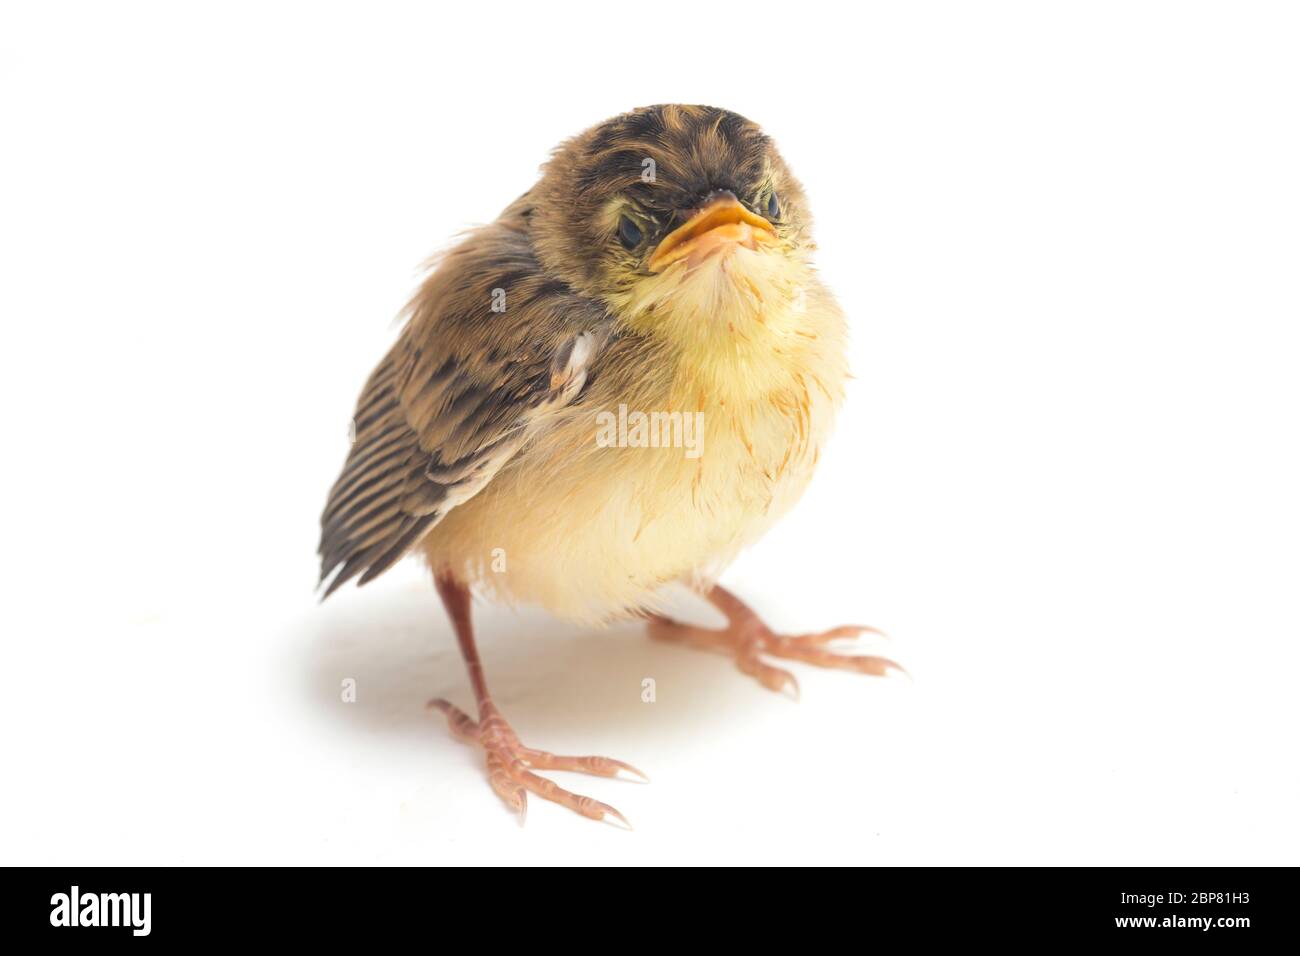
[[318, 211, 611, 597]]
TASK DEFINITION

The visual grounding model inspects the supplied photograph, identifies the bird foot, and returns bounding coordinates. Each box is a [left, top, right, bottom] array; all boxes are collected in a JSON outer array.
[[428, 698, 645, 828], [648, 599, 903, 699]]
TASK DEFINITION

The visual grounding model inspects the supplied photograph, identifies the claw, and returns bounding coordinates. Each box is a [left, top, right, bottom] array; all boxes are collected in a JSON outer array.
[[519, 749, 650, 782], [881, 659, 913, 681], [841, 654, 906, 678], [801, 624, 889, 644], [599, 803, 634, 830], [607, 759, 651, 782], [767, 666, 800, 701]]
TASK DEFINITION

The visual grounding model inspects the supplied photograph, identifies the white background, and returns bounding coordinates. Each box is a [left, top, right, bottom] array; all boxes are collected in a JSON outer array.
[[3, 1, 1297, 866]]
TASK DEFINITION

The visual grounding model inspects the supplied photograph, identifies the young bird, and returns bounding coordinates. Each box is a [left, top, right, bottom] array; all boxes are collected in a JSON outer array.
[[319, 105, 899, 827]]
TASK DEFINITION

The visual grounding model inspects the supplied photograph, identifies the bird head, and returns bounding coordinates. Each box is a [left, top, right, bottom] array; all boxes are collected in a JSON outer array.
[[528, 105, 818, 352]]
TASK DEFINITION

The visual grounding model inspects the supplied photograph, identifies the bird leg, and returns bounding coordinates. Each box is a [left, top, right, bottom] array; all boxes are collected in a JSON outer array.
[[428, 570, 644, 827], [648, 584, 903, 698]]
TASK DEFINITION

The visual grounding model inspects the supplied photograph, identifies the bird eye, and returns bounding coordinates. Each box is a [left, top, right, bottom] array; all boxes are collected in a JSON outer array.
[[617, 216, 643, 250], [766, 193, 780, 220]]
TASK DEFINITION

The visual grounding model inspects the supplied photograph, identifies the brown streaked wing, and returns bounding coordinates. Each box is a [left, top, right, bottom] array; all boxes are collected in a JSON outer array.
[[318, 218, 610, 597]]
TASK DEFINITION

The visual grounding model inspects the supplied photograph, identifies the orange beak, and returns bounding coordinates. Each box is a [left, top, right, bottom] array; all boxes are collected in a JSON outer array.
[[646, 193, 776, 274]]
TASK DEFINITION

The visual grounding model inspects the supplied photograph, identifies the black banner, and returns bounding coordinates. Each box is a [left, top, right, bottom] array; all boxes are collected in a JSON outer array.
[[5, 867, 1292, 944]]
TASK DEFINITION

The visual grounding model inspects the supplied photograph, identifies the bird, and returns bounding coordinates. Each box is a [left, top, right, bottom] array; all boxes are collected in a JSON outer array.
[[318, 104, 900, 827]]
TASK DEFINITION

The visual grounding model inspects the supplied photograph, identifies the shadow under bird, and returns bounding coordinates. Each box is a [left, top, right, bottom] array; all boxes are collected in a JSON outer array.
[[319, 104, 900, 826]]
